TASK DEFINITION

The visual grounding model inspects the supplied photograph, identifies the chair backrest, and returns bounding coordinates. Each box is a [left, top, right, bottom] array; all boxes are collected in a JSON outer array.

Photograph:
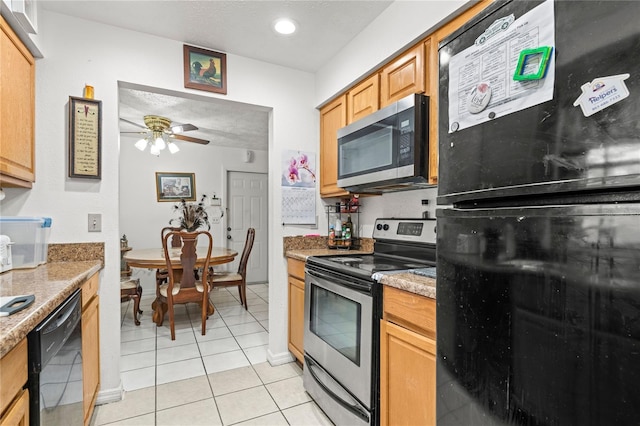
[[237, 228, 256, 277], [162, 230, 213, 290], [161, 226, 183, 248]]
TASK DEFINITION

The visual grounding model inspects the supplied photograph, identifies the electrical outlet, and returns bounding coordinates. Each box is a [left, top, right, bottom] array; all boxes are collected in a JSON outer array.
[[88, 214, 102, 232]]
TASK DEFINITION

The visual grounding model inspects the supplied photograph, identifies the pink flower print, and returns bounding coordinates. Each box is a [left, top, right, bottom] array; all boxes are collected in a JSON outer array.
[[287, 164, 300, 184], [298, 153, 308, 167]]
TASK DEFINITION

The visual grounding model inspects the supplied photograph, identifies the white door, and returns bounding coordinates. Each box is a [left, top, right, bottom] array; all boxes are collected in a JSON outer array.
[[226, 171, 268, 283]]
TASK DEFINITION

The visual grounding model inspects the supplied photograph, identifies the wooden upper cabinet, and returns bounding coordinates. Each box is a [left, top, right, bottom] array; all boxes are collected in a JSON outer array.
[[0, 16, 35, 188], [320, 94, 349, 198], [380, 44, 425, 107], [347, 74, 379, 124], [424, 36, 439, 185]]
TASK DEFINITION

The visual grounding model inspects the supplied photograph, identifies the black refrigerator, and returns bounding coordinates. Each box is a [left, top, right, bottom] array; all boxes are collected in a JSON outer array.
[[436, 1, 640, 425]]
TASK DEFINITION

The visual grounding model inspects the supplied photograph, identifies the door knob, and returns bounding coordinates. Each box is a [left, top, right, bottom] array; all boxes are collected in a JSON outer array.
[[227, 227, 231, 231], [227, 235, 232, 240]]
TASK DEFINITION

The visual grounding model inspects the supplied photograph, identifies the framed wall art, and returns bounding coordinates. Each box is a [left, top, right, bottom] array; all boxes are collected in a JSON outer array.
[[183, 44, 227, 95], [156, 172, 196, 202], [69, 96, 102, 179]]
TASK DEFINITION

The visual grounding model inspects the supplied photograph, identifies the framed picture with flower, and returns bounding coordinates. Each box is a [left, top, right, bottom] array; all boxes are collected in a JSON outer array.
[[183, 44, 227, 95], [156, 172, 196, 202]]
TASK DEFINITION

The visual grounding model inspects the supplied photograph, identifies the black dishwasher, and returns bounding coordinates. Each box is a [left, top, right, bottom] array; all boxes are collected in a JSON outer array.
[[27, 289, 83, 426]]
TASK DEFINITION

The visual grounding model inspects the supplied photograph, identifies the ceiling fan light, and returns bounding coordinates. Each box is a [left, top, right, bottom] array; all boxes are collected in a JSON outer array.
[[168, 142, 180, 154], [155, 135, 166, 150], [134, 138, 148, 151], [149, 143, 161, 156]]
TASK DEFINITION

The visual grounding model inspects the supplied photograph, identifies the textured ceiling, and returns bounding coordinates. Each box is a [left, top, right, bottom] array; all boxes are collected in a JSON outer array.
[[43, 1, 393, 152], [118, 87, 271, 151]]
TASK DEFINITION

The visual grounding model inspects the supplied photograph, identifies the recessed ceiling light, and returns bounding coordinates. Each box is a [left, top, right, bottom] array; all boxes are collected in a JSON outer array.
[[274, 18, 296, 35]]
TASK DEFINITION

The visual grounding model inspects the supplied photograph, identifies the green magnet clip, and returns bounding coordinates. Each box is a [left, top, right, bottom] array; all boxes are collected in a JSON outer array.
[[513, 46, 553, 81]]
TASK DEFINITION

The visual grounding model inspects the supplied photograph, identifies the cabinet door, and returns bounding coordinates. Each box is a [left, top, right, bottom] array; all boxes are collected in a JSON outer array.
[[0, 388, 29, 426], [424, 36, 439, 185], [319, 94, 349, 198], [380, 320, 436, 426], [288, 275, 305, 363], [347, 74, 379, 124], [0, 16, 35, 188], [82, 296, 100, 426], [380, 44, 425, 107]]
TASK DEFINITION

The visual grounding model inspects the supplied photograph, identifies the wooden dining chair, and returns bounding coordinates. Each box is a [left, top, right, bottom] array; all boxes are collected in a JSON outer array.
[[156, 226, 183, 288], [209, 228, 255, 310], [157, 230, 213, 340]]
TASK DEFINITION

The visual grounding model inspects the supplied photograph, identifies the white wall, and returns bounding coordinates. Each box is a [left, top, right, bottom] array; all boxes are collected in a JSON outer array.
[[315, 0, 471, 106], [2, 9, 317, 401]]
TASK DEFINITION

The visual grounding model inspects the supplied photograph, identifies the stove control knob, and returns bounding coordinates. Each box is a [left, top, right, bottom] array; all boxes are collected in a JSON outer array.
[[376, 223, 383, 230], [383, 224, 390, 231]]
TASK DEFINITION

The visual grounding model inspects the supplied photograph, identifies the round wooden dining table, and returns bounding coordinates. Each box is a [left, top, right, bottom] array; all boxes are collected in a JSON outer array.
[[123, 247, 238, 269], [123, 247, 238, 325]]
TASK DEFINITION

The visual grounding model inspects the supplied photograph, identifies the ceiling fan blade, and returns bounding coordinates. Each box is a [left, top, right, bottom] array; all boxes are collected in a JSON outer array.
[[120, 131, 146, 134], [119, 117, 147, 129], [171, 123, 198, 133], [172, 134, 210, 145]]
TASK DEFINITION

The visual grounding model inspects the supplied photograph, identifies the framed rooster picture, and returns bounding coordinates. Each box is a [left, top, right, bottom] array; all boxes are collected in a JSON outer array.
[[183, 45, 227, 95]]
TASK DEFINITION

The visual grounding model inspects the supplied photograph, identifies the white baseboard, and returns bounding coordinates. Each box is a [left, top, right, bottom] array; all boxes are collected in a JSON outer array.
[[95, 381, 124, 405], [267, 349, 295, 366]]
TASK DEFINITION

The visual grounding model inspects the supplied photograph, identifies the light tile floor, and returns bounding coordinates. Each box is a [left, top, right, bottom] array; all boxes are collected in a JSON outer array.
[[94, 283, 333, 425]]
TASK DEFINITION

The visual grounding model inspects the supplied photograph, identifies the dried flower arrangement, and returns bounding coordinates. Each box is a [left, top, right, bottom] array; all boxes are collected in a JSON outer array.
[[170, 194, 211, 232]]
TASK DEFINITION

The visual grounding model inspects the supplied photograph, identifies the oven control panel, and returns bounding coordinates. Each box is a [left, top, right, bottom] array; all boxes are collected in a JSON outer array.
[[372, 218, 436, 244]]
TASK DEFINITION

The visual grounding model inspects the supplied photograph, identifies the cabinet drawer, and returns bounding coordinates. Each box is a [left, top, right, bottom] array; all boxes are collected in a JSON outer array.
[[383, 286, 436, 338], [0, 338, 27, 416], [82, 272, 99, 309], [287, 258, 306, 281]]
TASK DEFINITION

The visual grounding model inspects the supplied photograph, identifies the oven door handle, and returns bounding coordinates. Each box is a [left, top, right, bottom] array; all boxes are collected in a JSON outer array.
[[306, 268, 371, 294], [304, 354, 370, 422]]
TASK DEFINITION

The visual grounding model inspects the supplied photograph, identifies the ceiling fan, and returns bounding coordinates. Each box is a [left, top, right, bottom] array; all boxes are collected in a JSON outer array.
[[120, 115, 209, 155]]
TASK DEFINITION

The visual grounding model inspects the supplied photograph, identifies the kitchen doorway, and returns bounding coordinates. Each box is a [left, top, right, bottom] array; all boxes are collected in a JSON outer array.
[[225, 171, 268, 284]]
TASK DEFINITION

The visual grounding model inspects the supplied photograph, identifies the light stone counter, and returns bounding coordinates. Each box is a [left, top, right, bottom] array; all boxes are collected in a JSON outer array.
[[377, 272, 436, 299], [0, 260, 103, 358]]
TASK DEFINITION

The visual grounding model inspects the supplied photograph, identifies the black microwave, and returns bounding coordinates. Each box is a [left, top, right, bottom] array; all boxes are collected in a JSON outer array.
[[336, 93, 430, 194]]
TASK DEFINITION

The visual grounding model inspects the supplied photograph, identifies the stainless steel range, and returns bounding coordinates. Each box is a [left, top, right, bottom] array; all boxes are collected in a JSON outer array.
[[303, 218, 437, 426]]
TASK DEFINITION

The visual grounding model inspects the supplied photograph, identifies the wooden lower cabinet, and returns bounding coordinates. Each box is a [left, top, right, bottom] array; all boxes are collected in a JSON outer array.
[[287, 258, 306, 364], [0, 339, 28, 425], [380, 286, 436, 426], [0, 389, 29, 426], [81, 273, 100, 426]]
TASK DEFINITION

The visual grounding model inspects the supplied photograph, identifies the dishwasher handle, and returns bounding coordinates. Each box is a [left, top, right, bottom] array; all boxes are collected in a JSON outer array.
[[42, 295, 80, 335]]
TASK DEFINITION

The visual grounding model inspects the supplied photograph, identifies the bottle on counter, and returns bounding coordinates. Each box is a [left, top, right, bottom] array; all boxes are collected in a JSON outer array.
[[345, 215, 353, 237], [335, 218, 342, 238], [329, 225, 335, 245]]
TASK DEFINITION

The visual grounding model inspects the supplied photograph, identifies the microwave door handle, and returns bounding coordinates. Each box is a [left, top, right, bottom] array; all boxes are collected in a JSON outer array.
[[304, 355, 370, 422]]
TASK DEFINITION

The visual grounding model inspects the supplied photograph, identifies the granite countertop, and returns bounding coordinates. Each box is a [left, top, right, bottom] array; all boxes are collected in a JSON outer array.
[[377, 272, 436, 299], [0, 260, 103, 358]]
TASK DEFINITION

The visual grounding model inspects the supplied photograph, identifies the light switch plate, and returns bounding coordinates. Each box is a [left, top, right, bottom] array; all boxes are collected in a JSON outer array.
[[88, 214, 102, 232]]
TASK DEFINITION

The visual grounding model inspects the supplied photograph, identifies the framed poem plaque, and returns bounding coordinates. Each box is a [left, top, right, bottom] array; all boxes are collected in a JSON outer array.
[[69, 96, 102, 179]]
